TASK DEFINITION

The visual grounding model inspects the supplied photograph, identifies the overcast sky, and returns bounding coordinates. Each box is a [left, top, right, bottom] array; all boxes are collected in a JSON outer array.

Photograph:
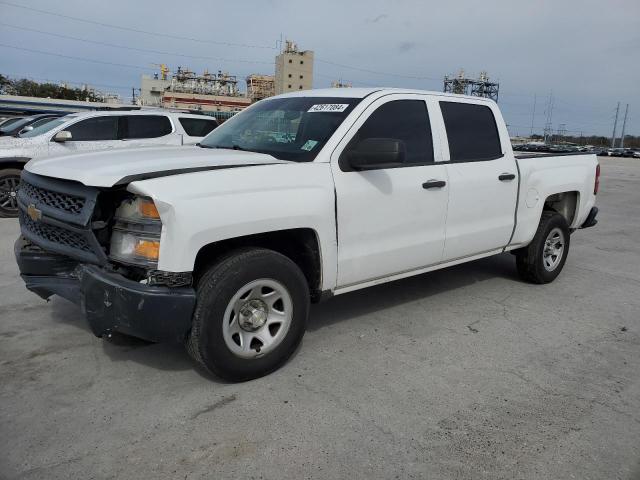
[[1, 0, 638, 137]]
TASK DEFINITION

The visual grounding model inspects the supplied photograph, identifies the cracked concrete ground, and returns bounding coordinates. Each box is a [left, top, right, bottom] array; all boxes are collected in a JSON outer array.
[[1, 157, 639, 479]]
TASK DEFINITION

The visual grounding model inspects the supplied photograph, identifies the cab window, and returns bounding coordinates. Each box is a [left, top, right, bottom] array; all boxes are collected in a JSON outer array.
[[346, 100, 434, 165], [440, 102, 502, 161]]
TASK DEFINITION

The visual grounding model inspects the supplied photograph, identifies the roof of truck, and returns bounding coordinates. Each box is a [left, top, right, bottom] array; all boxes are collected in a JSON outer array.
[[276, 87, 494, 103]]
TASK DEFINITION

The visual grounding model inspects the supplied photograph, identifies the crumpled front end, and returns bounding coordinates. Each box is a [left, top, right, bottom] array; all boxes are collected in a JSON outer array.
[[14, 170, 196, 343]]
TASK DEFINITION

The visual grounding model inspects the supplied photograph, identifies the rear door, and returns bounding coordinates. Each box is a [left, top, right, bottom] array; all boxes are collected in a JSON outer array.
[[331, 94, 449, 287], [435, 99, 518, 261]]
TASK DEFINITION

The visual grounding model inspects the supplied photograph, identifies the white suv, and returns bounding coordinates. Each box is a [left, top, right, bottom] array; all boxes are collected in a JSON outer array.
[[0, 110, 218, 217]]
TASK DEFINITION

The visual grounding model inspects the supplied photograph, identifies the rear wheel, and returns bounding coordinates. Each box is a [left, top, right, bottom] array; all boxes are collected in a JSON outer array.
[[187, 248, 309, 381], [0, 168, 21, 218], [516, 211, 570, 284]]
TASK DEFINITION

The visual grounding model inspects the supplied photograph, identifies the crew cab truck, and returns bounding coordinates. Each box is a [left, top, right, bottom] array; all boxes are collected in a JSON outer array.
[[14, 88, 599, 381]]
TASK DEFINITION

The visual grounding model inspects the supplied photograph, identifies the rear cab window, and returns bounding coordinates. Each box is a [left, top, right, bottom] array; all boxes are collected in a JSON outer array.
[[179, 118, 218, 137], [440, 102, 502, 161], [123, 115, 173, 139]]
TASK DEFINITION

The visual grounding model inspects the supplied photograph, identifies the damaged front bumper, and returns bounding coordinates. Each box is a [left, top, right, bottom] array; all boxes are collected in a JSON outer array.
[[15, 237, 196, 343]]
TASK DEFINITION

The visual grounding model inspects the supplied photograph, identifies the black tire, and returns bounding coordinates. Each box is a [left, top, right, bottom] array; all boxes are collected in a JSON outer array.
[[187, 248, 309, 381], [0, 168, 22, 218], [516, 211, 570, 284]]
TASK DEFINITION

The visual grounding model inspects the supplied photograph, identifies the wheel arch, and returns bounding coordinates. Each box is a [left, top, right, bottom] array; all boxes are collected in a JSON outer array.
[[0, 158, 30, 171], [193, 228, 324, 302], [543, 190, 580, 227]]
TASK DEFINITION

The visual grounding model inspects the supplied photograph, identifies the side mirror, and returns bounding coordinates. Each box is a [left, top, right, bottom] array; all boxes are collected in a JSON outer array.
[[342, 138, 406, 171], [53, 130, 72, 142], [20, 125, 34, 134]]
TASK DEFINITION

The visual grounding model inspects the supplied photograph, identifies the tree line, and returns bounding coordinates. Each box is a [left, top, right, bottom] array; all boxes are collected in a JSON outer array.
[[0, 74, 101, 102], [530, 134, 639, 149]]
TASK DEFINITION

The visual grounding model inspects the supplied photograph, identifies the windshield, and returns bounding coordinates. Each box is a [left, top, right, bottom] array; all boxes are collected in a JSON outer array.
[[0, 117, 23, 129], [200, 97, 361, 161], [0, 117, 34, 133], [19, 117, 69, 138]]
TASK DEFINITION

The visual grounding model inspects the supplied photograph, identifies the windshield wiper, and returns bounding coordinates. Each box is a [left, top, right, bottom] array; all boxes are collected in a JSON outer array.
[[201, 144, 249, 152]]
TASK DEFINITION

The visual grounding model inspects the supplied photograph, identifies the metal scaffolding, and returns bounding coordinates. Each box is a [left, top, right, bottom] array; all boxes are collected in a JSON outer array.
[[246, 74, 275, 102], [443, 70, 499, 101]]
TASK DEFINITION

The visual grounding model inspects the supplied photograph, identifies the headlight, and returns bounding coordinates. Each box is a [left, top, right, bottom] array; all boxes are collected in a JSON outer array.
[[109, 196, 162, 267]]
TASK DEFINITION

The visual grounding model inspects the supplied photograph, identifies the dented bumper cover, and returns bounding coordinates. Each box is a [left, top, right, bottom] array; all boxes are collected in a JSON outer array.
[[15, 237, 196, 342]]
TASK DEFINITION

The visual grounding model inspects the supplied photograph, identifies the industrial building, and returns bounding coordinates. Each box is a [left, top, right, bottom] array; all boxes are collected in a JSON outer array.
[[138, 66, 251, 120], [135, 40, 312, 119], [246, 74, 275, 102], [275, 40, 314, 95]]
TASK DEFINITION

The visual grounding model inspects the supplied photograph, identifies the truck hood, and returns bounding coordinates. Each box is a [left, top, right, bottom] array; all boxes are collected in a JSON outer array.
[[25, 145, 288, 187]]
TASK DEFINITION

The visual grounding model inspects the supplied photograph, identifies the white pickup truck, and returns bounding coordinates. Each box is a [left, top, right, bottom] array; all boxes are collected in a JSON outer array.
[[14, 88, 599, 381]]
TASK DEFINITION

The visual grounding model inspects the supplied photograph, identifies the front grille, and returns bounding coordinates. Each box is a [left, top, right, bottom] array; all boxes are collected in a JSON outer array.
[[19, 180, 85, 215], [19, 211, 93, 253], [17, 171, 106, 265]]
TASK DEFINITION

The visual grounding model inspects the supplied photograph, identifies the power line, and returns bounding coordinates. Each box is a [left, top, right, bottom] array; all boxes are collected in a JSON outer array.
[[0, 0, 277, 50], [0, 23, 273, 65], [315, 58, 441, 82], [0, 43, 154, 70]]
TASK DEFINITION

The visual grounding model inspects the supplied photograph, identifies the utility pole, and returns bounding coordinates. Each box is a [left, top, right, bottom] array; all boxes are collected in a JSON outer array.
[[611, 102, 620, 148], [530, 93, 537, 137], [543, 92, 554, 144], [131, 87, 136, 105], [620, 103, 629, 148]]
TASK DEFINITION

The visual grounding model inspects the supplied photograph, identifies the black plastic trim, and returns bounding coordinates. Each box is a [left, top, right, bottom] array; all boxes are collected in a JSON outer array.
[[15, 240, 196, 343], [114, 163, 280, 185], [580, 207, 598, 229]]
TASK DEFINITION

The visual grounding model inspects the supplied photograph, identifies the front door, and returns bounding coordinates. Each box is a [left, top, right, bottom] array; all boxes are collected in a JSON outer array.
[[48, 116, 122, 156], [331, 96, 449, 288]]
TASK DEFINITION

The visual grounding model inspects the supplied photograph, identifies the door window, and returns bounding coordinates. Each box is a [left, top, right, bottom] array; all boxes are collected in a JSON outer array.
[[179, 118, 218, 137], [63, 116, 119, 141], [440, 102, 502, 161], [123, 115, 173, 139], [346, 100, 434, 165]]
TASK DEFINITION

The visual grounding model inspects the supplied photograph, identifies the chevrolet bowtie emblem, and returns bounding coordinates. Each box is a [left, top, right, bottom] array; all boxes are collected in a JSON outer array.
[[27, 204, 42, 221]]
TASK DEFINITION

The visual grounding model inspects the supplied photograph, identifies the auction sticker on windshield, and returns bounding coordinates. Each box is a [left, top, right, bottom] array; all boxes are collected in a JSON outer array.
[[308, 104, 349, 113]]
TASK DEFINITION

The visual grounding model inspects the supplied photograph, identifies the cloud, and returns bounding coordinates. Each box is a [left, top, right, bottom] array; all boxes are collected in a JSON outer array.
[[397, 41, 417, 53], [367, 14, 388, 23]]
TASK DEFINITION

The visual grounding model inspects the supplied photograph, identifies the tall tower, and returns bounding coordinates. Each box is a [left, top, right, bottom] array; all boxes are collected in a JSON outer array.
[[275, 40, 314, 95]]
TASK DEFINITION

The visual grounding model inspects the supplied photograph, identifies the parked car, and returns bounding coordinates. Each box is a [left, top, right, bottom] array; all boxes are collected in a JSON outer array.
[[0, 114, 63, 138], [16, 116, 66, 136], [14, 88, 599, 381], [0, 110, 218, 217]]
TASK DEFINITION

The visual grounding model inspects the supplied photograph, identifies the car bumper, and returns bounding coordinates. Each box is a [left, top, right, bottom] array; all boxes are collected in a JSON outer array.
[[15, 237, 196, 343], [580, 207, 598, 229]]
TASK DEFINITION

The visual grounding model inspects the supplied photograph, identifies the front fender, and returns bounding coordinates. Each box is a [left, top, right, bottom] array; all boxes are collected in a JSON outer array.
[[127, 162, 338, 291]]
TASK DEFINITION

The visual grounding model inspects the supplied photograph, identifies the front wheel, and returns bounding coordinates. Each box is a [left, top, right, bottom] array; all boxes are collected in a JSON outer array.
[[187, 248, 309, 381], [0, 168, 22, 218], [516, 211, 571, 284]]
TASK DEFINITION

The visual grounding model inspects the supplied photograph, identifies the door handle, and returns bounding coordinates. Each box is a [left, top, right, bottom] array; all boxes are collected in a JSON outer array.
[[422, 179, 446, 189], [499, 173, 516, 181]]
